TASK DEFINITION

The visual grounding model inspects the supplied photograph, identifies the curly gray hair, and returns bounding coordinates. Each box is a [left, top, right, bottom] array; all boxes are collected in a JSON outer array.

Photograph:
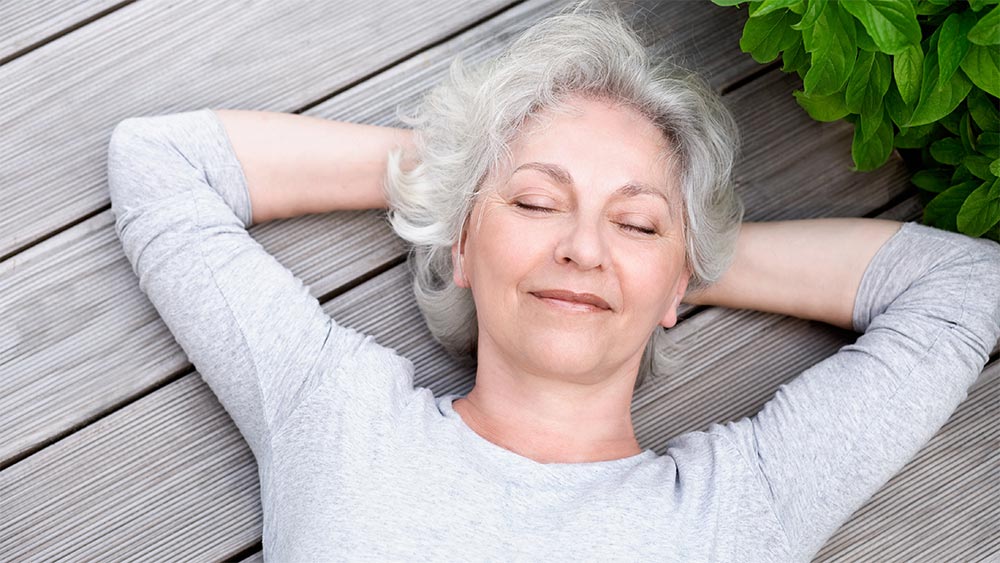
[[382, 0, 743, 391]]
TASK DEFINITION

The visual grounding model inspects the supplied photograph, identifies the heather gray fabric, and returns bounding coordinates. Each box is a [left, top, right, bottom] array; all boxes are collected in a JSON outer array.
[[106, 108, 1000, 562]]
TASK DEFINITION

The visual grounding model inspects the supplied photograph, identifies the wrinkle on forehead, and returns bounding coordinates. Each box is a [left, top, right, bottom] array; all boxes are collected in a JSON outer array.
[[465, 95, 688, 238]]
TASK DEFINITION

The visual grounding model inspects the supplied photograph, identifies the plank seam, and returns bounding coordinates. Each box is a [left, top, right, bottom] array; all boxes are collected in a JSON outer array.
[[0, 1, 136, 67]]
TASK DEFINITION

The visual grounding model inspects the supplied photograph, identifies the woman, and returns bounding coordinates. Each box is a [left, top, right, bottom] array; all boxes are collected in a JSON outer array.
[[106, 3, 1000, 561]]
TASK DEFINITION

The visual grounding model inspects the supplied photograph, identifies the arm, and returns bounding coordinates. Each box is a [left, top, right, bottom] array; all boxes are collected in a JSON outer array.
[[213, 109, 416, 224], [682, 218, 905, 330], [106, 109, 413, 462], [703, 220, 1000, 561]]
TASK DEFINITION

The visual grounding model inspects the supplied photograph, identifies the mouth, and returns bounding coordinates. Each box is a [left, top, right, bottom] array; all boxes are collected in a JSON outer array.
[[529, 290, 612, 313]]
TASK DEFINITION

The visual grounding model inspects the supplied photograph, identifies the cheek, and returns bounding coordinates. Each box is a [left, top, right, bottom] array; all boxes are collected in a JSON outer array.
[[473, 213, 547, 276], [619, 251, 679, 307]]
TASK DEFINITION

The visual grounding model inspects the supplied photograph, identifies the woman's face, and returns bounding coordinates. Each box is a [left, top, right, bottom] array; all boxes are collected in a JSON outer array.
[[453, 94, 690, 383]]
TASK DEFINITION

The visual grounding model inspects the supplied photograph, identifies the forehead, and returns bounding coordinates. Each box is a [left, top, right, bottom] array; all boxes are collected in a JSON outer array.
[[500, 96, 679, 200]]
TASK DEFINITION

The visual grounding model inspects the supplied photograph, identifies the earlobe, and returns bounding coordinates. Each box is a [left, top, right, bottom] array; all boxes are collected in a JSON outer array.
[[452, 214, 474, 288], [451, 242, 468, 288], [659, 270, 690, 328]]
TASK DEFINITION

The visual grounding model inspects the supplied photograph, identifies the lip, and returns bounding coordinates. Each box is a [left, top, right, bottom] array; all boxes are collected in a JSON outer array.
[[530, 289, 612, 312]]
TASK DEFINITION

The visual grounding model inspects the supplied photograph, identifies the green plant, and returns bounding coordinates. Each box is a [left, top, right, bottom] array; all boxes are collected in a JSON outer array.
[[713, 0, 1000, 241]]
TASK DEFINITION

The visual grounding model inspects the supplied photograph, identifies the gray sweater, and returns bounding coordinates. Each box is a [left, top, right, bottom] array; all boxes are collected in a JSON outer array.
[[106, 108, 1000, 562]]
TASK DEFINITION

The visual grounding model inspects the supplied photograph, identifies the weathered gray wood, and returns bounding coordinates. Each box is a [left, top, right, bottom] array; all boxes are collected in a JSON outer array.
[[239, 551, 264, 563], [0, 0, 513, 260], [0, 0, 768, 465], [0, 0, 759, 263], [0, 207, 404, 464], [3, 253, 996, 560], [0, 259, 467, 560], [0, 0, 122, 62]]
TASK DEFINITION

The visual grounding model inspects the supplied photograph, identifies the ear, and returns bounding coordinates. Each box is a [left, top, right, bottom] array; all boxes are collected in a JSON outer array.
[[451, 241, 468, 288], [659, 268, 691, 329], [451, 223, 470, 288]]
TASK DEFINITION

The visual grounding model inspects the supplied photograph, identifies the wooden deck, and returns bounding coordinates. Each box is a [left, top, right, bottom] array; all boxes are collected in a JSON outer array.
[[1, 0, 997, 560]]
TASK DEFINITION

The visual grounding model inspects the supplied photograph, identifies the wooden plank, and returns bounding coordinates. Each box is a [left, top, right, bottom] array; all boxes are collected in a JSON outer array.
[[0, 0, 123, 63], [0, 0, 767, 465], [0, 0, 759, 264], [0, 0, 513, 260], [4, 250, 996, 560], [0, 260, 469, 560]]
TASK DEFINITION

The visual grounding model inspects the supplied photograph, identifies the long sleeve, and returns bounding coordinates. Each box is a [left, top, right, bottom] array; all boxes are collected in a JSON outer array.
[[710, 221, 1000, 562], [106, 108, 412, 463]]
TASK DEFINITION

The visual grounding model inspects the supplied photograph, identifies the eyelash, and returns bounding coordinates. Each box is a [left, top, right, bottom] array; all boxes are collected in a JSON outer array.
[[513, 202, 657, 235]]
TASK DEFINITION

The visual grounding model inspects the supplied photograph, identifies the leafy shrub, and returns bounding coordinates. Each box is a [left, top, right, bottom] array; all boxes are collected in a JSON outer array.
[[712, 0, 1000, 241]]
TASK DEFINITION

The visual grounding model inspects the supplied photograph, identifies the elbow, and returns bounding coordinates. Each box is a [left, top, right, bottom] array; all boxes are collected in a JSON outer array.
[[106, 117, 150, 211], [106, 116, 183, 220], [956, 237, 1000, 358]]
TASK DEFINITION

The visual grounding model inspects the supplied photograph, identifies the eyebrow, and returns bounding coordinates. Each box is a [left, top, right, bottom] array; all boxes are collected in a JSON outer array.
[[511, 161, 671, 205]]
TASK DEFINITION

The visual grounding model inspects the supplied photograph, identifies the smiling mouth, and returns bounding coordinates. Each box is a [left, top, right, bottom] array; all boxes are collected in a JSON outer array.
[[530, 293, 611, 313]]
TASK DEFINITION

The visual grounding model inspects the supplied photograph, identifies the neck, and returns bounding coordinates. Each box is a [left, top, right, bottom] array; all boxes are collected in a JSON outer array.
[[452, 341, 643, 464]]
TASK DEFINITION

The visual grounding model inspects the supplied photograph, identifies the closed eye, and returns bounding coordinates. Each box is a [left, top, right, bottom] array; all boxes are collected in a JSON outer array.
[[515, 202, 657, 236], [513, 201, 555, 213], [619, 224, 656, 235]]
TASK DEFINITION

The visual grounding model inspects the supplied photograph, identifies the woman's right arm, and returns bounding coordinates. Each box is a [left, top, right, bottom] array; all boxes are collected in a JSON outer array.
[[107, 109, 417, 463], [213, 109, 416, 223]]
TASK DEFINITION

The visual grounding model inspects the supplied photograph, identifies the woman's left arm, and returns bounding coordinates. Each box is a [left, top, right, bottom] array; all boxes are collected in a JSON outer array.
[[682, 218, 905, 330], [688, 218, 1000, 561]]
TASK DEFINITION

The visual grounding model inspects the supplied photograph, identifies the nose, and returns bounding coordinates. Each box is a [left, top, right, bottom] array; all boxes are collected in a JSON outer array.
[[554, 215, 608, 270]]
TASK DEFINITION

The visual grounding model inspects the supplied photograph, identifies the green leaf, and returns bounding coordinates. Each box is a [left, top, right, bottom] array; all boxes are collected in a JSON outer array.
[[908, 33, 974, 126], [953, 163, 977, 182], [854, 17, 878, 51], [845, 50, 876, 113], [968, 5, 1000, 45], [980, 132, 1000, 157], [851, 110, 894, 170], [930, 137, 967, 164], [940, 104, 965, 135], [885, 79, 916, 126], [957, 178, 1000, 236], [961, 44, 1000, 97], [793, 89, 851, 121], [781, 37, 811, 73], [740, 8, 802, 63], [967, 89, 1000, 131], [840, 0, 922, 55], [917, 1, 951, 16], [860, 105, 888, 142], [712, 0, 751, 6], [751, 0, 805, 17], [924, 180, 980, 231], [980, 131, 1000, 145], [792, 0, 826, 30], [846, 51, 892, 115], [970, 0, 1000, 11], [895, 123, 937, 148], [960, 112, 976, 152], [965, 154, 995, 178], [803, 2, 857, 95], [894, 44, 924, 106], [992, 157, 1000, 175], [911, 168, 953, 192], [938, 12, 977, 84]]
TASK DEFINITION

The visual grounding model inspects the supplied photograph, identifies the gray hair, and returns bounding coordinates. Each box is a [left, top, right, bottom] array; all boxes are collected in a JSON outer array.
[[382, 1, 744, 391]]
